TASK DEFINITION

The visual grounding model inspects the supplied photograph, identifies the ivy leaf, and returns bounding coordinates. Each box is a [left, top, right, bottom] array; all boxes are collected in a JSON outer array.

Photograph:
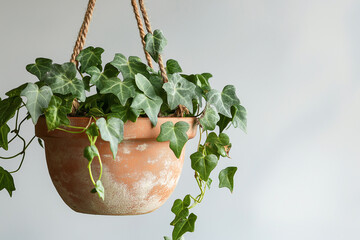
[[20, 83, 53, 124], [45, 63, 85, 101], [96, 117, 124, 159], [37, 138, 44, 148], [5, 83, 29, 98], [95, 179, 105, 200], [163, 73, 197, 113], [0, 96, 22, 127], [44, 95, 71, 130], [0, 124, 10, 150], [85, 63, 119, 89], [199, 105, 220, 131], [206, 85, 240, 118], [204, 132, 231, 158], [99, 77, 136, 106], [26, 58, 53, 81], [219, 167, 237, 193], [217, 114, 231, 133], [83, 145, 100, 161], [85, 123, 99, 137], [156, 121, 189, 158], [131, 93, 162, 126], [144, 29, 167, 62], [110, 102, 141, 123], [182, 73, 211, 92], [135, 74, 158, 100], [0, 167, 16, 197], [166, 59, 182, 74], [190, 152, 218, 181], [110, 54, 150, 80], [76, 46, 104, 73], [232, 104, 247, 133], [206, 178, 212, 189], [172, 213, 197, 240]]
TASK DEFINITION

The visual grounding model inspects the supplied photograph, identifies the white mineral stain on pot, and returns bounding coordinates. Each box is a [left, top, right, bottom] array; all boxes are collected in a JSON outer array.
[[121, 146, 131, 154], [136, 143, 148, 151]]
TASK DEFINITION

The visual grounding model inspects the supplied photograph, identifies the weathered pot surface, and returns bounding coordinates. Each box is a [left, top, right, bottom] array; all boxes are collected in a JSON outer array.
[[35, 117, 197, 215]]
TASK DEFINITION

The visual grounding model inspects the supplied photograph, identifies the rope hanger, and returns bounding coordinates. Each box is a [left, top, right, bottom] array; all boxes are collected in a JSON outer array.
[[70, 0, 168, 83]]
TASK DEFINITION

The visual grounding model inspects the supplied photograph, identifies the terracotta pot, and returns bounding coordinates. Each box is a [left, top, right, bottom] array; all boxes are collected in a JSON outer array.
[[35, 117, 197, 215]]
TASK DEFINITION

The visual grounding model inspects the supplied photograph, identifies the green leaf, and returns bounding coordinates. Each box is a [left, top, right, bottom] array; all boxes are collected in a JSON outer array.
[[76, 46, 104, 73], [0, 96, 22, 127], [130, 93, 162, 126], [190, 152, 218, 181], [156, 121, 189, 158], [0, 124, 10, 150], [204, 132, 231, 158], [45, 63, 85, 101], [44, 95, 71, 130], [110, 102, 140, 123], [110, 54, 150, 80], [135, 74, 158, 100], [172, 213, 197, 240], [26, 58, 53, 81], [163, 73, 197, 113], [232, 104, 247, 133], [166, 59, 182, 74], [182, 73, 211, 92], [37, 138, 44, 148], [219, 167, 237, 193], [0, 167, 16, 197], [99, 77, 136, 106], [84, 145, 100, 161], [88, 107, 105, 117], [199, 105, 220, 131], [206, 178, 212, 189], [85, 63, 119, 89], [144, 29, 167, 62], [164, 237, 171, 240], [20, 83, 53, 124], [5, 83, 29, 97], [206, 85, 240, 118], [95, 179, 105, 200], [217, 114, 231, 133], [96, 117, 124, 159], [85, 123, 99, 137]]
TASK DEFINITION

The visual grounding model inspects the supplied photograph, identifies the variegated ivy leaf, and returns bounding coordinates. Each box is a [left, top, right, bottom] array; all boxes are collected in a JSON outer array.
[[131, 93, 162, 126], [96, 117, 124, 159], [199, 105, 220, 131], [182, 73, 211, 92], [219, 167, 237, 193], [0, 167, 16, 197], [0, 96, 22, 127], [26, 58, 53, 81], [190, 151, 218, 181], [44, 95, 71, 130], [20, 83, 53, 124], [204, 132, 231, 158], [85, 63, 119, 89], [110, 53, 150, 80], [163, 73, 197, 113], [166, 59, 182, 74], [144, 29, 167, 63], [156, 121, 190, 158], [45, 63, 85, 101], [95, 179, 105, 200], [206, 85, 240, 118], [76, 46, 104, 73], [99, 77, 136, 106], [232, 104, 247, 133], [135, 74, 158, 100], [0, 124, 10, 150], [5, 83, 29, 97]]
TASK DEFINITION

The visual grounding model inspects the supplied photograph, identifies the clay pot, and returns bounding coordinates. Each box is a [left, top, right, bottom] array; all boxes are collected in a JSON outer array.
[[35, 117, 197, 215]]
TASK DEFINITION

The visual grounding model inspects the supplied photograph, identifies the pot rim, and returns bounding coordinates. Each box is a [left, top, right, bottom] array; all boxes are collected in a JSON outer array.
[[35, 116, 198, 140]]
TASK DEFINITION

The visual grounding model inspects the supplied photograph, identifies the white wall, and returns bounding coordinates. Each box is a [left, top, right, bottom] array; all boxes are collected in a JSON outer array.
[[0, 0, 359, 239]]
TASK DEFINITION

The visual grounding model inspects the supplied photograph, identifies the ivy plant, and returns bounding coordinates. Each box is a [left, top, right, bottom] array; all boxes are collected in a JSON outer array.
[[0, 29, 247, 240]]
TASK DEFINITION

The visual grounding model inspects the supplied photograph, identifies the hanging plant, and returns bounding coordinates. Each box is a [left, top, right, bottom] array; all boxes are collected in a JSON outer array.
[[0, 0, 247, 239]]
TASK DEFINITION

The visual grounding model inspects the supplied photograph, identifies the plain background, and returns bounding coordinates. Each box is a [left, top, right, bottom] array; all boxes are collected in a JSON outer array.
[[1, 0, 359, 239]]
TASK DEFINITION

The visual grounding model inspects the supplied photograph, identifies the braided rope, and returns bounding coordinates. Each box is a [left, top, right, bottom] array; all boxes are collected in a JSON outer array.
[[70, 0, 97, 64]]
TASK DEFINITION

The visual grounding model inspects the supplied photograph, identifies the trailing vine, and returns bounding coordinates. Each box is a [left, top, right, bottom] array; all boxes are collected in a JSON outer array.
[[0, 30, 247, 240]]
